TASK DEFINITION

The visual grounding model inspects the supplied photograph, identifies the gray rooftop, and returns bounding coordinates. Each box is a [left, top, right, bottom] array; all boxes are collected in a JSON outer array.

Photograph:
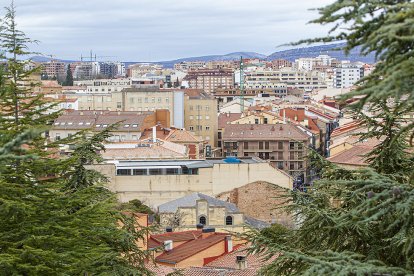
[[158, 193, 240, 213], [110, 157, 264, 169]]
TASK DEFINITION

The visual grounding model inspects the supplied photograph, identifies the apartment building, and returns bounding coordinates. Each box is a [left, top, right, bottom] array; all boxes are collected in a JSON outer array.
[[266, 59, 293, 70], [174, 61, 206, 71], [214, 86, 287, 107], [41, 60, 66, 79], [184, 90, 218, 147], [244, 68, 327, 91], [64, 87, 184, 127], [49, 110, 169, 142], [184, 69, 234, 93], [334, 62, 364, 88], [221, 123, 312, 178]]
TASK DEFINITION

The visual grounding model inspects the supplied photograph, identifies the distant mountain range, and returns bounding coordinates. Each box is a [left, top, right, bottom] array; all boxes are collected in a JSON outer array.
[[30, 43, 376, 68]]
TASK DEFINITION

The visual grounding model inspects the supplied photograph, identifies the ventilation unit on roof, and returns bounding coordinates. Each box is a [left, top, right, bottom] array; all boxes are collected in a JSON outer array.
[[164, 240, 173, 251]]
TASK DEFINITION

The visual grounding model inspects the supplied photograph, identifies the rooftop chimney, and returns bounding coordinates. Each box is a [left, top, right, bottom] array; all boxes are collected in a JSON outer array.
[[164, 240, 173, 251], [225, 235, 233, 253], [196, 223, 204, 230], [236, 255, 247, 270], [152, 126, 157, 143], [201, 227, 215, 238]]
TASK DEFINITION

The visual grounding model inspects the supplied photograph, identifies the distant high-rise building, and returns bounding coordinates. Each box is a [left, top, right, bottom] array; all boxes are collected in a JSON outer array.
[[334, 62, 364, 88]]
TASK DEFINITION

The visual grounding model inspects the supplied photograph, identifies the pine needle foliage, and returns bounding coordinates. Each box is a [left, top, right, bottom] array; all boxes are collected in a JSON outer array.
[[0, 3, 153, 275], [247, 1, 414, 275]]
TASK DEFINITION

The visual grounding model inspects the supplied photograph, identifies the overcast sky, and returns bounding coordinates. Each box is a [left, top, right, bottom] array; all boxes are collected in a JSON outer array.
[[9, 0, 334, 61]]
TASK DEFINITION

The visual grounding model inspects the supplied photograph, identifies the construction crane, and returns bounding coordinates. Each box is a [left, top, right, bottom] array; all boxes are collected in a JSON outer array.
[[80, 50, 117, 62]]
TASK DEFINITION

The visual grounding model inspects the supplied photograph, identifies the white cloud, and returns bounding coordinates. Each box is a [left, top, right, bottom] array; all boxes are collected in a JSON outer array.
[[8, 0, 335, 61]]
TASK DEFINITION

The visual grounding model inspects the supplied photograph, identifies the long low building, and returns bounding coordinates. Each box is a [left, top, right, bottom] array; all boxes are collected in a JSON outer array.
[[91, 157, 292, 208]]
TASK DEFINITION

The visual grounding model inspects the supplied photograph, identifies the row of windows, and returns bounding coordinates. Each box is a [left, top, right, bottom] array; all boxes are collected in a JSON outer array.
[[189, 105, 210, 111], [189, 126, 211, 131], [198, 215, 233, 226], [189, 115, 210, 120], [116, 167, 199, 176], [129, 97, 170, 104]]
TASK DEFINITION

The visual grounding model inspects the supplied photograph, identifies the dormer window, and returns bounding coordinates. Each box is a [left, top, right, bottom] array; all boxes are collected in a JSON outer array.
[[96, 124, 101, 127], [78, 122, 84, 125], [132, 124, 138, 128], [68, 122, 73, 125], [54, 122, 60, 126], [103, 124, 108, 128], [124, 124, 130, 128]]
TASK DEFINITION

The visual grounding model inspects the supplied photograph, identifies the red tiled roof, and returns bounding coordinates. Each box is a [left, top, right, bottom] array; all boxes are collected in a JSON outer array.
[[331, 121, 363, 138], [218, 113, 242, 129], [327, 145, 372, 166], [165, 129, 202, 143], [156, 233, 227, 264], [222, 123, 310, 141], [150, 230, 202, 247], [307, 107, 336, 120]]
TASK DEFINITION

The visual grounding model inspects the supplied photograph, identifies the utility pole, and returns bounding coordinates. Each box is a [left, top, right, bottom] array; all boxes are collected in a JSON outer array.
[[240, 56, 244, 112]]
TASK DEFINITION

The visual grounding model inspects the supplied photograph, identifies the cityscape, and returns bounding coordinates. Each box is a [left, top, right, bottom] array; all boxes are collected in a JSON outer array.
[[1, 1, 413, 275]]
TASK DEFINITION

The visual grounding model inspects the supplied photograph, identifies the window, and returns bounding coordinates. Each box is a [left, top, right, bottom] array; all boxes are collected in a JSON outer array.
[[189, 115, 193, 120], [129, 98, 134, 103], [265, 141, 270, 149], [199, 216, 207, 225], [205, 106, 210, 111], [148, 169, 162, 175], [255, 119, 259, 124], [244, 142, 249, 149], [152, 97, 155, 103], [289, 162, 295, 170], [278, 152, 284, 160], [298, 143, 303, 150], [144, 98, 148, 103], [132, 169, 146, 175], [278, 141, 283, 150], [289, 142, 295, 150], [165, 98, 169, 103], [197, 125, 202, 131], [259, 142, 263, 150], [166, 168, 179, 175], [158, 97, 162, 103], [117, 102, 122, 109], [264, 118, 268, 124], [189, 126, 194, 131], [206, 126, 210, 131], [132, 135, 137, 140], [206, 115, 210, 120], [55, 133, 61, 141], [190, 105, 193, 111], [117, 169, 131, 175], [137, 98, 142, 103], [225, 216, 233, 225]]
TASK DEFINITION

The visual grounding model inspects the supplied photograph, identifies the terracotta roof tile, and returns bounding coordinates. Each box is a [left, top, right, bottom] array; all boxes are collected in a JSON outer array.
[[218, 113, 242, 129], [327, 145, 372, 166], [156, 233, 227, 264], [222, 124, 310, 141], [165, 129, 203, 143]]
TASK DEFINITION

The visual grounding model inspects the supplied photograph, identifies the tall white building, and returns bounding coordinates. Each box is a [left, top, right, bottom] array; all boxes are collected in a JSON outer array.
[[334, 62, 364, 88]]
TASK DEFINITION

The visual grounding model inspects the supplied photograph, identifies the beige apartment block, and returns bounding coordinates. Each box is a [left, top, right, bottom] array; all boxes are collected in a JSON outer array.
[[91, 158, 292, 208], [65, 87, 180, 125], [183, 90, 218, 147], [184, 69, 234, 93]]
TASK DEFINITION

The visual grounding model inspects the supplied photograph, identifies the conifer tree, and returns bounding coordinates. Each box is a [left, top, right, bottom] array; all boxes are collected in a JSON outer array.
[[64, 64, 73, 86], [247, 1, 414, 275], [0, 3, 153, 275]]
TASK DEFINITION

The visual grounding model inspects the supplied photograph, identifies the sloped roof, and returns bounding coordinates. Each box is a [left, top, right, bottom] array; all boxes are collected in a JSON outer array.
[[206, 244, 275, 271], [218, 113, 243, 129], [158, 193, 240, 213], [327, 145, 371, 166], [222, 124, 310, 141], [156, 233, 227, 264], [165, 129, 203, 143]]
